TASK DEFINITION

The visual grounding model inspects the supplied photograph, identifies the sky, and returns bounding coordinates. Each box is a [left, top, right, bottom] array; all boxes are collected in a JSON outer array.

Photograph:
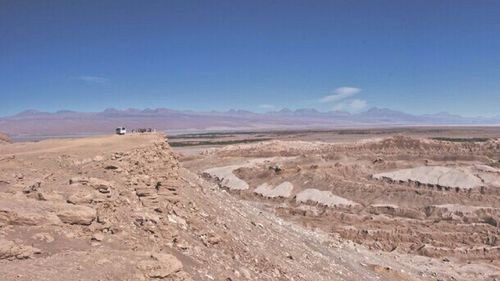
[[1, 0, 500, 117]]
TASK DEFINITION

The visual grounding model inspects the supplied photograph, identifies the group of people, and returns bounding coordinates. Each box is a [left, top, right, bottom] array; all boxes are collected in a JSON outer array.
[[131, 128, 155, 133]]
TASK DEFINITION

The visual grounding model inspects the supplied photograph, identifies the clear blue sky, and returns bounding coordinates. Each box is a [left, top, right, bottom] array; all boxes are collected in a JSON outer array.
[[1, 0, 500, 117]]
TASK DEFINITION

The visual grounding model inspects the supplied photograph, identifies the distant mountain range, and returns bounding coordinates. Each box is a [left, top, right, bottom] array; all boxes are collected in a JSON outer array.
[[1, 107, 499, 139]]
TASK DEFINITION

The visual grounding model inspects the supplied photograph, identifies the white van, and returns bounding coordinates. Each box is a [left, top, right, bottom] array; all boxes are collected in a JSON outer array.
[[115, 127, 126, 135]]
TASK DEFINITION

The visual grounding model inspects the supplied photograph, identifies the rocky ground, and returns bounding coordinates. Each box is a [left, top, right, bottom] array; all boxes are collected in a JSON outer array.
[[184, 135, 500, 280], [0, 134, 499, 280]]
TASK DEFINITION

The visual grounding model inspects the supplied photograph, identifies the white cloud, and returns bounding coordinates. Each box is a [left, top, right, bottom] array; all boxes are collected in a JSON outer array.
[[77, 75, 109, 83], [349, 99, 367, 110], [319, 87, 361, 103], [319, 86, 367, 112], [258, 104, 276, 110]]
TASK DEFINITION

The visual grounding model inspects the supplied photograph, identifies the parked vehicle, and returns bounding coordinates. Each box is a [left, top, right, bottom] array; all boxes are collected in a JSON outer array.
[[115, 127, 126, 135]]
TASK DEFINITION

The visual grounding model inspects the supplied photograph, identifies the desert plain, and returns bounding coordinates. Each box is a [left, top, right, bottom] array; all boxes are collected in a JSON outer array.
[[0, 127, 499, 280]]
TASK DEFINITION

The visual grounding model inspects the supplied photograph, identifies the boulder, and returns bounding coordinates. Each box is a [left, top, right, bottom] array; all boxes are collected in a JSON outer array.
[[0, 197, 61, 226], [149, 253, 183, 278], [56, 205, 96, 225], [0, 239, 41, 260], [67, 190, 96, 204], [137, 253, 183, 279]]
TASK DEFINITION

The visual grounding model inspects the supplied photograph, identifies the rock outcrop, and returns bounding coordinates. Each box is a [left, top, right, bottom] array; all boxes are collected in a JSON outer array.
[[0, 132, 10, 144]]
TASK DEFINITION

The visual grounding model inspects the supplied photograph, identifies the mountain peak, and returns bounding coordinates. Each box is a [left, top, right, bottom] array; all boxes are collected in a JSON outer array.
[[295, 108, 320, 113], [15, 109, 45, 116], [103, 108, 120, 113]]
